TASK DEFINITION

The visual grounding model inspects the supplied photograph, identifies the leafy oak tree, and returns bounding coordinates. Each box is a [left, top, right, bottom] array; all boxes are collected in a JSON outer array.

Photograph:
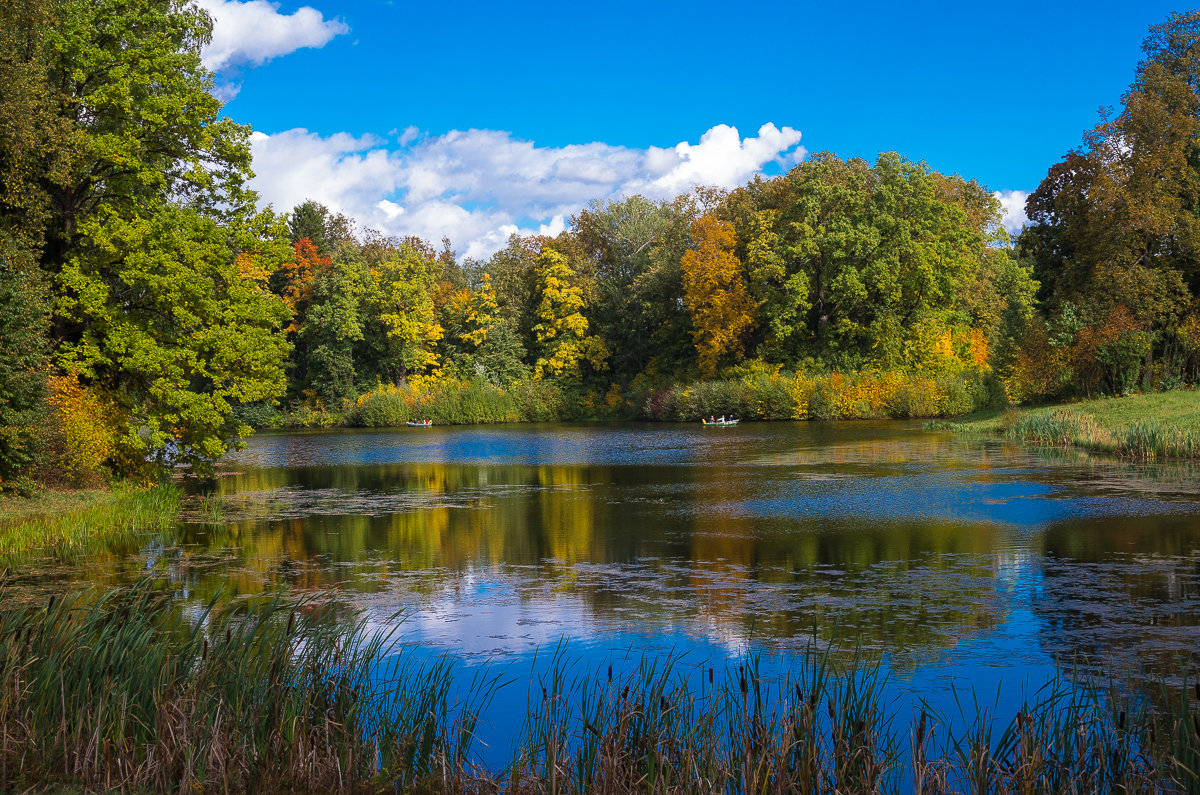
[[7, 0, 294, 474]]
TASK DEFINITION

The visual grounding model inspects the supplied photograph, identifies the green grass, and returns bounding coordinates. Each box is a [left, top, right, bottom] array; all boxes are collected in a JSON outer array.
[[0, 484, 181, 561], [937, 390, 1200, 460]]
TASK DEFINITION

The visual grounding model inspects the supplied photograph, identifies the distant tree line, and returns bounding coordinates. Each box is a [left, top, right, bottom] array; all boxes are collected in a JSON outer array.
[[1, 0, 1198, 489]]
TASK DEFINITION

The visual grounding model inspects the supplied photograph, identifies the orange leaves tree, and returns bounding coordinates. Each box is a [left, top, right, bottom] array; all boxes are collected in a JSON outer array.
[[681, 216, 756, 376]]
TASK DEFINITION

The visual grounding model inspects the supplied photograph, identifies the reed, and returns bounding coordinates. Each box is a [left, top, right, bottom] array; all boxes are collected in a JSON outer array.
[[0, 581, 499, 793], [3, 583, 1198, 793], [0, 484, 180, 561]]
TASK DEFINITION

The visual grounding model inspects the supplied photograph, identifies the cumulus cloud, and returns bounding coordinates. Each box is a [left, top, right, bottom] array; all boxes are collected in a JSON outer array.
[[994, 189, 1030, 236], [248, 124, 805, 259], [196, 0, 348, 72]]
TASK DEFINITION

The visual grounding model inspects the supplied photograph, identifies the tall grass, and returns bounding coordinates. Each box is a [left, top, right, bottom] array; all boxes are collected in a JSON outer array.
[[351, 379, 563, 427], [3, 583, 1199, 792], [1003, 409, 1200, 460], [642, 369, 1002, 422], [0, 582, 498, 793], [0, 484, 180, 562]]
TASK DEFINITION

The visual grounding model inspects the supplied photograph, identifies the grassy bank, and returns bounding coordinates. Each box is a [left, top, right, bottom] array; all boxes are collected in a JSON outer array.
[[0, 484, 181, 561], [943, 390, 1200, 460], [2, 583, 1197, 793]]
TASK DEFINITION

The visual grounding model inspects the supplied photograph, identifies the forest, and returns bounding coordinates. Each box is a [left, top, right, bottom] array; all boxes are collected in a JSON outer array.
[[4, 0, 1200, 490]]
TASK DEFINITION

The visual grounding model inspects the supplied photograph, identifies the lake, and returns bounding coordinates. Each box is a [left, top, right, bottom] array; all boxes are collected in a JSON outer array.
[[29, 420, 1200, 748]]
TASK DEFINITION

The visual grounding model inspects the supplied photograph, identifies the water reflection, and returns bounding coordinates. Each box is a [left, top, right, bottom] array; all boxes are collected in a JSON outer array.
[[16, 422, 1200, 694]]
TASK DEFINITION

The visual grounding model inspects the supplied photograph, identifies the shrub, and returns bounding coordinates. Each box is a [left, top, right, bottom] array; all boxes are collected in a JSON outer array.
[[509, 380, 567, 422], [232, 401, 280, 429], [43, 375, 118, 487], [351, 386, 411, 427]]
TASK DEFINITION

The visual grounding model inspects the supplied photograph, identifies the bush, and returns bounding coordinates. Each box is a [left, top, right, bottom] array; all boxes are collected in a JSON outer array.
[[351, 387, 411, 427], [232, 401, 280, 429], [43, 375, 118, 487], [509, 380, 567, 422], [415, 380, 520, 424]]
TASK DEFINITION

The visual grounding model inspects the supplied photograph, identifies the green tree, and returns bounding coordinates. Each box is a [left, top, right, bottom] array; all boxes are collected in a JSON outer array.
[[1020, 11, 1200, 389], [38, 0, 253, 269], [571, 195, 695, 380], [362, 236, 443, 385], [55, 202, 290, 472], [0, 261, 50, 489], [531, 250, 607, 380]]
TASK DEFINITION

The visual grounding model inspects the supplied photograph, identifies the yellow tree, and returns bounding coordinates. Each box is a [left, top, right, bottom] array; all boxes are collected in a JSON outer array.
[[366, 242, 444, 384], [681, 216, 756, 375], [532, 250, 607, 379]]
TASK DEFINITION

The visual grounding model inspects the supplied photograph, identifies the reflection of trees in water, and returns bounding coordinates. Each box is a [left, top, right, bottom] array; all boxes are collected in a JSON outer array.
[[40, 444, 1200, 685], [159, 461, 1021, 667], [1033, 515, 1200, 687]]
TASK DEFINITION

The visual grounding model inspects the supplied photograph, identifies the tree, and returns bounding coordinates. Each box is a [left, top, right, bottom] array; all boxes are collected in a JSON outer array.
[[531, 250, 607, 380], [55, 202, 290, 472], [287, 200, 354, 257], [362, 237, 443, 385], [1019, 11, 1200, 390], [0, 261, 50, 489], [681, 215, 756, 375], [571, 195, 695, 380], [38, 0, 253, 271], [727, 153, 999, 370], [299, 254, 363, 404]]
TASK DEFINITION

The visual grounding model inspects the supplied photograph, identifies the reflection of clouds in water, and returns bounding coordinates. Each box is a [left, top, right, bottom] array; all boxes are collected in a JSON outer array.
[[339, 555, 1008, 669], [744, 476, 1188, 528]]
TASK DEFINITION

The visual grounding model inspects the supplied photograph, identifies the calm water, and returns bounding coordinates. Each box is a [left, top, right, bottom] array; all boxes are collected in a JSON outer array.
[[25, 420, 1200, 737]]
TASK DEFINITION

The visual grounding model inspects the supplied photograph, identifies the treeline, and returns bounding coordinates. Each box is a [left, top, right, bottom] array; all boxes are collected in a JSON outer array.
[[261, 152, 1027, 432], [4, 0, 1200, 490], [1015, 11, 1200, 401]]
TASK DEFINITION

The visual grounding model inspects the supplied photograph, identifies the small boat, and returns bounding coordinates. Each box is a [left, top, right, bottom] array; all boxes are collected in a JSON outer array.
[[701, 417, 739, 426], [406, 419, 433, 427]]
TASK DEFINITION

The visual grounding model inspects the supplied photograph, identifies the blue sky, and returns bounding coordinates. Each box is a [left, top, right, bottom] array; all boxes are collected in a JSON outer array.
[[199, 0, 1186, 256]]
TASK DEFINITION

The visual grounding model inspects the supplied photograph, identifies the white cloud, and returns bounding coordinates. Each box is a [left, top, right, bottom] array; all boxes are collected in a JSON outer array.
[[196, 0, 348, 71], [994, 189, 1030, 236], [248, 124, 806, 259]]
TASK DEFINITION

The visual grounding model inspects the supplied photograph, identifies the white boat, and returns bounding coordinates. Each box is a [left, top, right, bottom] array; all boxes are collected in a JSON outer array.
[[406, 420, 433, 427], [701, 417, 739, 426]]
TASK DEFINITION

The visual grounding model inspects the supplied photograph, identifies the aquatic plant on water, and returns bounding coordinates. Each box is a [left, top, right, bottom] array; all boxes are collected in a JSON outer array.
[[2, 582, 1199, 793]]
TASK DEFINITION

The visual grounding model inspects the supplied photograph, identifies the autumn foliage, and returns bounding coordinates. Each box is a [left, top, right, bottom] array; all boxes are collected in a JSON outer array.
[[681, 216, 756, 376]]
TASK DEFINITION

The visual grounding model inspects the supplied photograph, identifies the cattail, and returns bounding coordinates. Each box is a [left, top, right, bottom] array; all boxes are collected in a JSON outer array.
[[708, 667, 713, 685], [287, 611, 295, 635], [607, 664, 612, 681], [1118, 710, 1125, 729], [202, 638, 208, 661]]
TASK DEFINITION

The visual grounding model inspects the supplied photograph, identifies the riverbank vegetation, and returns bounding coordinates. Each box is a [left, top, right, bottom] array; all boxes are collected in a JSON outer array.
[[1, 583, 1196, 793], [4, 3, 1200, 490], [0, 485, 180, 561], [944, 390, 1200, 460]]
